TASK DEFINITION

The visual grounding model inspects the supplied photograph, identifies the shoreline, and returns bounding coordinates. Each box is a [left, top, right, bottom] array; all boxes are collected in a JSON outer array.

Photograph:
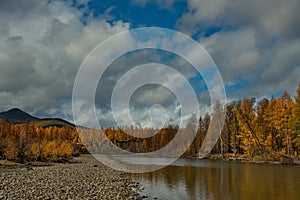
[[0, 154, 142, 199], [1, 154, 299, 199], [2, 153, 299, 169], [184, 154, 300, 166]]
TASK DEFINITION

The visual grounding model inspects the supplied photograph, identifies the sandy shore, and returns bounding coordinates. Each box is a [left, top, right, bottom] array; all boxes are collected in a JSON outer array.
[[0, 155, 142, 199]]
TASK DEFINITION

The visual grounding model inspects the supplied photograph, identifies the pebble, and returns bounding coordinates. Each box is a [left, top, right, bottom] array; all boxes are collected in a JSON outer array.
[[0, 155, 142, 199]]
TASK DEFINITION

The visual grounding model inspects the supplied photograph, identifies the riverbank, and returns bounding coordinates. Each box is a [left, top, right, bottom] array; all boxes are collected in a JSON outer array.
[[198, 154, 300, 165], [0, 154, 142, 199]]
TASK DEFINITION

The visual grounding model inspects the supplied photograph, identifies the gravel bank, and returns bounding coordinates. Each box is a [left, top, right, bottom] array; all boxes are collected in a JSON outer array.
[[0, 155, 142, 200]]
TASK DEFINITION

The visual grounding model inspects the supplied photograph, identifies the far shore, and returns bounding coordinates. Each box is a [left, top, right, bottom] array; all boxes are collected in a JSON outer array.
[[184, 154, 300, 166]]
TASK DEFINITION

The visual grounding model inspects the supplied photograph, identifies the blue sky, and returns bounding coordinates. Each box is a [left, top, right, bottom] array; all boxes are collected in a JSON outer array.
[[78, 0, 222, 39], [71, 0, 300, 100], [86, 0, 187, 29], [0, 0, 299, 126]]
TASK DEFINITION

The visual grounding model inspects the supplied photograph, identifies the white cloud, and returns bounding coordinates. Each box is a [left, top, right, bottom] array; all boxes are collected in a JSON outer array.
[[201, 27, 262, 80], [0, 0, 130, 117], [176, 0, 300, 99]]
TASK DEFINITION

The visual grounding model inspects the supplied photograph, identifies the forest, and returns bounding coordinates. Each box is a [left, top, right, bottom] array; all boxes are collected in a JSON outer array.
[[80, 83, 300, 161], [0, 122, 81, 162], [0, 84, 299, 162]]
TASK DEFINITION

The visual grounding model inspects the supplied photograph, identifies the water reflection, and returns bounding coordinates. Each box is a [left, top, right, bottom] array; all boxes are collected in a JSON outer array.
[[131, 159, 300, 200]]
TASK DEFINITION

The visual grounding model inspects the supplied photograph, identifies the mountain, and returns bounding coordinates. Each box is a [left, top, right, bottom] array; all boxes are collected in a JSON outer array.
[[32, 118, 75, 128], [0, 108, 39, 123], [0, 108, 74, 128]]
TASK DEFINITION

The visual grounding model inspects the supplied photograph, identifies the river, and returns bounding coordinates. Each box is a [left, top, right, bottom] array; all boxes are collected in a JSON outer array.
[[129, 158, 300, 200]]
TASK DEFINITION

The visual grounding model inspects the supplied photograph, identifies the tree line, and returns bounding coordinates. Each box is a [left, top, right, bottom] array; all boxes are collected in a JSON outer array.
[[0, 83, 299, 162], [0, 122, 81, 162], [80, 83, 300, 161]]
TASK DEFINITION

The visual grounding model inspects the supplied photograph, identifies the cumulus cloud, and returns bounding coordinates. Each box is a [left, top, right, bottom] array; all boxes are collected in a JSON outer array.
[[0, 1, 209, 128], [92, 46, 215, 128], [176, 0, 300, 99], [0, 0, 130, 120], [3, 0, 297, 129]]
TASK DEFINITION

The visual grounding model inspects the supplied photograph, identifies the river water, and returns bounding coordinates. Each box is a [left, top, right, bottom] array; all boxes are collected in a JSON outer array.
[[130, 158, 300, 200]]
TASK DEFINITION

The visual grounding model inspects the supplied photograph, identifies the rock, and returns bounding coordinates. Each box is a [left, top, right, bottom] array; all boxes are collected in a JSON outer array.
[[0, 154, 142, 199]]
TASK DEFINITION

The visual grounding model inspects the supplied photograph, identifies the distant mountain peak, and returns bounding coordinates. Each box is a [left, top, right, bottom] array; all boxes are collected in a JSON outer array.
[[0, 108, 74, 128], [7, 108, 28, 113], [0, 108, 39, 124]]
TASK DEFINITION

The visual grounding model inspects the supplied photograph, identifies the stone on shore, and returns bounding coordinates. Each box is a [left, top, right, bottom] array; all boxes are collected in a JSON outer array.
[[0, 155, 142, 200]]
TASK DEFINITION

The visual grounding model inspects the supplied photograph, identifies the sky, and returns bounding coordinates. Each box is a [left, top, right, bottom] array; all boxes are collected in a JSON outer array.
[[0, 0, 299, 128]]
